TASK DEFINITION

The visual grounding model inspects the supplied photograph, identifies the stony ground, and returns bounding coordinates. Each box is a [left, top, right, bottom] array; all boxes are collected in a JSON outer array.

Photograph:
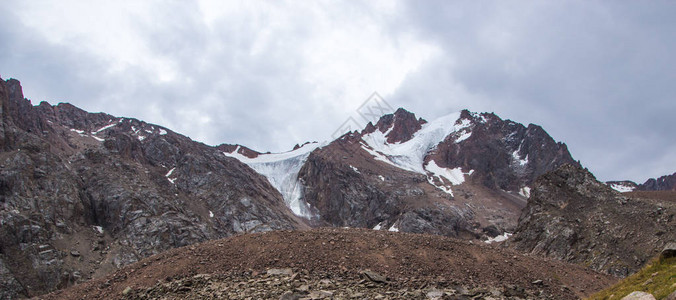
[[40, 228, 616, 299]]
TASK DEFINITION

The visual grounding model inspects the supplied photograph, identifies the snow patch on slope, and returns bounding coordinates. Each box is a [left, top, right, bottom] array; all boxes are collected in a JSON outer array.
[[423, 160, 474, 196], [519, 186, 531, 198], [224, 143, 323, 219], [485, 232, 512, 244], [455, 130, 472, 143], [165, 167, 177, 184], [425, 160, 466, 185], [92, 122, 116, 134], [427, 176, 455, 196], [512, 150, 528, 166], [361, 112, 467, 173], [610, 183, 635, 193]]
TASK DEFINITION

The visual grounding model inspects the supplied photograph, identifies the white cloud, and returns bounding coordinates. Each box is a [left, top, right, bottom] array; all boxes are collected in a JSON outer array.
[[1, 1, 675, 182]]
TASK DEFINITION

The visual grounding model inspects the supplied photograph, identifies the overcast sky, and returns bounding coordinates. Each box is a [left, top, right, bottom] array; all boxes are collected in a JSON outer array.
[[1, 1, 674, 182]]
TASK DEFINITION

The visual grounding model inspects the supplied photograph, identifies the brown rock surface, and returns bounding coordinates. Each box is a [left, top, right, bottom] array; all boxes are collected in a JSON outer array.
[[41, 228, 616, 300]]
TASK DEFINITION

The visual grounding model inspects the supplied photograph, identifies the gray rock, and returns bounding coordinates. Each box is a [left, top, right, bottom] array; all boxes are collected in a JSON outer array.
[[661, 242, 676, 259], [665, 289, 676, 300], [362, 270, 387, 283], [279, 290, 300, 300], [509, 164, 676, 277], [426, 289, 444, 299], [307, 290, 333, 299], [621, 291, 656, 300], [122, 286, 132, 295], [267, 268, 294, 276]]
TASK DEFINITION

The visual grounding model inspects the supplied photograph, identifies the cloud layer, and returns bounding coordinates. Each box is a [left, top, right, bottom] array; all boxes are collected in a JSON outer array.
[[1, 1, 674, 182]]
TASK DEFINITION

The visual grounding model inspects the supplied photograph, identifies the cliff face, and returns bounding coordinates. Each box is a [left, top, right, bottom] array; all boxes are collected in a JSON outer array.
[[508, 164, 676, 277], [296, 109, 578, 240], [425, 110, 578, 191], [298, 135, 475, 238], [0, 78, 305, 298], [639, 172, 676, 191]]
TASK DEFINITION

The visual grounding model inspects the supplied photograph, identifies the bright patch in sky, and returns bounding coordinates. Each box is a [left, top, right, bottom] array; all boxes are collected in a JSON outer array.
[[3, 1, 676, 183]]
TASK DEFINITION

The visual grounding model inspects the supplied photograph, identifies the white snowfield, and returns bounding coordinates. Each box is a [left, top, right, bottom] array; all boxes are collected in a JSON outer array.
[[360, 111, 476, 196], [360, 112, 466, 174], [485, 232, 512, 244], [519, 186, 531, 198], [224, 142, 325, 219], [223, 110, 534, 219], [610, 183, 635, 193]]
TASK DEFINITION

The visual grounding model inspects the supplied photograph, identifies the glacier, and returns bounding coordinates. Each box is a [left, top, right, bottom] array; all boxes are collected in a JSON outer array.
[[224, 142, 323, 219]]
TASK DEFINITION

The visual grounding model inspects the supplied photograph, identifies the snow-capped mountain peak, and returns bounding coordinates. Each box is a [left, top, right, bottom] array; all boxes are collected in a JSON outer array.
[[360, 111, 464, 174]]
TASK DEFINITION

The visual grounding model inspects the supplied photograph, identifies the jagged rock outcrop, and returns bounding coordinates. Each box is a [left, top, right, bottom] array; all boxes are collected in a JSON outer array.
[[426, 110, 579, 191], [0, 78, 305, 298], [298, 138, 475, 238], [361, 108, 427, 143], [639, 172, 676, 191], [509, 164, 676, 277]]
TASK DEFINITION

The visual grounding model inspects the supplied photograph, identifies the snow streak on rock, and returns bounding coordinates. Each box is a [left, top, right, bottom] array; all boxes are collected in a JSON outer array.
[[360, 112, 466, 174]]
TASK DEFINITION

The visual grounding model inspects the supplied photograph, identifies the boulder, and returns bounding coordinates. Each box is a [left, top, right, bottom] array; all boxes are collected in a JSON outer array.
[[661, 242, 676, 260], [621, 291, 656, 300]]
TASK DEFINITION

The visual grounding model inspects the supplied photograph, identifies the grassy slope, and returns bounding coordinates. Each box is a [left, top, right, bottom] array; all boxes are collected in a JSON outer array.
[[589, 256, 676, 300]]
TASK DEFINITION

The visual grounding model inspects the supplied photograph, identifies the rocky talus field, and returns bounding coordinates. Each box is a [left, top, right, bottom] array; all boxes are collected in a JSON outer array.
[[41, 228, 616, 300]]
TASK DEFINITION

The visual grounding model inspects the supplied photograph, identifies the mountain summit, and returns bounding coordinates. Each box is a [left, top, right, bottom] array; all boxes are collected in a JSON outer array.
[[361, 108, 428, 144]]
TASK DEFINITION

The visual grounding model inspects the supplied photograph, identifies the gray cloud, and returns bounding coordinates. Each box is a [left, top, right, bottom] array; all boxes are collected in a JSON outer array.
[[393, 1, 676, 182], [0, 1, 674, 182]]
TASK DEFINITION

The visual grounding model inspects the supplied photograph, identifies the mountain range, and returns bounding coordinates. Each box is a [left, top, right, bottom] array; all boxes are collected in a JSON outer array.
[[607, 172, 676, 193], [0, 76, 673, 299]]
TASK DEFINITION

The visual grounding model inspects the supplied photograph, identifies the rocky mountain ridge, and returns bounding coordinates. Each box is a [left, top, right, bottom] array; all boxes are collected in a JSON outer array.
[[509, 164, 676, 277], [224, 107, 579, 241], [606, 172, 676, 193], [1, 76, 663, 299], [0, 77, 306, 298], [640, 172, 676, 191]]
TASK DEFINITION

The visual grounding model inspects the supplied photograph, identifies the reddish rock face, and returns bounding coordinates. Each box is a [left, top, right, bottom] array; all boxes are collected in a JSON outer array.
[[374, 108, 428, 144], [427, 109, 579, 191]]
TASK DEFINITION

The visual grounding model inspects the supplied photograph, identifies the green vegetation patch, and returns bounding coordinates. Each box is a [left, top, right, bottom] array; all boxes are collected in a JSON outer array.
[[589, 256, 676, 300]]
